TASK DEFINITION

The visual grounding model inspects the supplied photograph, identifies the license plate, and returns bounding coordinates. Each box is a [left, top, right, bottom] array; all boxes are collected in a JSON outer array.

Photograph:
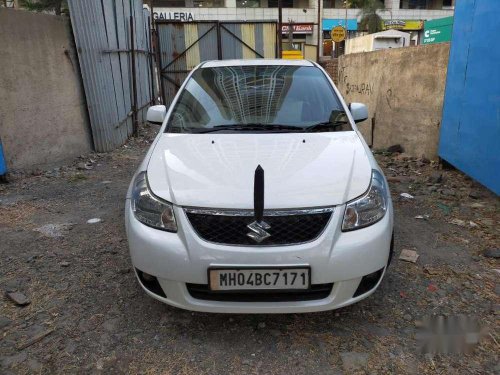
[[209, 267, 310, 291]]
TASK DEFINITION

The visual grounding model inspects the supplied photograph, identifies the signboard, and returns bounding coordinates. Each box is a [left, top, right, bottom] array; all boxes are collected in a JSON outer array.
[[383, 20, 423, 30], [423, 17, 454, 44], [323, 19, 358, 31], [152, 10, 194, 21], [384, 20, 406, 29], [281, 24, 313, 34], [331, 26, 346, 43], [282, 50, 304, 59]]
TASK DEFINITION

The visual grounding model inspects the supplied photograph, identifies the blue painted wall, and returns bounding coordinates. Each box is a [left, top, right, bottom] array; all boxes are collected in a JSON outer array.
[[0, 138, 6, 176], [439, 0, 500, 194]]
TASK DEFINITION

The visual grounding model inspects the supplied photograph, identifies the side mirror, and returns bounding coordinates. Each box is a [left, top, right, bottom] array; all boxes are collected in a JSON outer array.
[[349, 103, 368, 123], [146, 105, 166, 125]]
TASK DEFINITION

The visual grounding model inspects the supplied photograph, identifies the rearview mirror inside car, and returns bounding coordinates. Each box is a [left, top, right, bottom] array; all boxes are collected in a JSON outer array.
[[146, 105, 167, 125], [349, 103, 369, 123]]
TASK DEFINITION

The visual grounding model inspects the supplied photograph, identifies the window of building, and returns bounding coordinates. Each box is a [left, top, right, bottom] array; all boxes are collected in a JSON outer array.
[[268, 0, 294, 8], [193, 0, 224, 6], [443, 0, 453, 6], [154, 0, 186, 7], [399, 0, 427, 9], [323, 0, 346, 9], [236, 0, 262, 7], [154, 0, 225, 7]]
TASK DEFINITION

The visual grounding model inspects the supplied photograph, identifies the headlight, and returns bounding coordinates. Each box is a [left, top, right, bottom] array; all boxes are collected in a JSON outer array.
[[131, 171, 177, 232], [342, 170, 388, 231]]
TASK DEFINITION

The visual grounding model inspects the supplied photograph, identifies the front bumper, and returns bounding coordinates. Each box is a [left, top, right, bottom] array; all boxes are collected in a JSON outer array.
[[125, 201, 393, 313]]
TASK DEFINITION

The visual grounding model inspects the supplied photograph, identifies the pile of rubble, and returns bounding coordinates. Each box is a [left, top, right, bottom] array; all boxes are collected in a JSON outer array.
[[375, 145, 499, 256]]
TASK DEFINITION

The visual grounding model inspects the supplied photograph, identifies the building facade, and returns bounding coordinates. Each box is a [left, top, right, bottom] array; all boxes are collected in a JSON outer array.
[[148, 0, 455, 57], [345, 29, 410, 54]]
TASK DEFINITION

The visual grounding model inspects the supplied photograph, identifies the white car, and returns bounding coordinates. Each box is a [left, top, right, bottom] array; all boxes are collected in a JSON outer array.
[[125, 59, 394, 313]]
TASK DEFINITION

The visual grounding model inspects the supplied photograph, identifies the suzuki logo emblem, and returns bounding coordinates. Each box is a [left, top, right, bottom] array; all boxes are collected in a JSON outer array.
[[246, 220, 271, 243]]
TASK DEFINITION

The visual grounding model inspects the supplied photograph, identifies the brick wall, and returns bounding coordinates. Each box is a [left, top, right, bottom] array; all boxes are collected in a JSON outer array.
[[319, 59, 339, 85]]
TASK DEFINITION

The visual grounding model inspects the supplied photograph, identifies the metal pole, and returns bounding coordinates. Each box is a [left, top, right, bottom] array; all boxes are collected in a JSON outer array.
[[150, 0, 160, 104], [275, 22, 279, 58], [157, 33, 166, 105], [130, 15, 138, 136], [316, 0, 321, 61], [152, 1, 166, 105], [345, 0, 348, 40], [216, 21, 222, 60], [342, 0, 348, 56], [148, 16, 155, 105], [278, 0, 283, 57]]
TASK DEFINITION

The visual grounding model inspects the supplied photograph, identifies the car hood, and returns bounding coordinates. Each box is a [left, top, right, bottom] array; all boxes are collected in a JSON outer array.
[[147, 132, 372, 209]]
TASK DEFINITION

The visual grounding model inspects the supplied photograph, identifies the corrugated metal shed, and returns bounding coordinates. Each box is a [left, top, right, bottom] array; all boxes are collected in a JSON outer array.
[[68, 0, 153, 152]]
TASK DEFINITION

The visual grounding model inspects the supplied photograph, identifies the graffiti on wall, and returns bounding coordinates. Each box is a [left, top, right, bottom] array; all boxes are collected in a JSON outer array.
[[345, 82, 375, 96], [338, 65, 375, 96]]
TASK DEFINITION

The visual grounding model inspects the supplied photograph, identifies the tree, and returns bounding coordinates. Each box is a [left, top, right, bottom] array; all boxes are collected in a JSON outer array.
[[358, 0, 385, 34], [20, 0, 67, 15], [347, 0, 366, 8]]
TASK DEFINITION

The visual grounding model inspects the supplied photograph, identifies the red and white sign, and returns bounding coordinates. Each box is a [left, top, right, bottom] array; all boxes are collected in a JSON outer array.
[[281, 24, 314, 34]]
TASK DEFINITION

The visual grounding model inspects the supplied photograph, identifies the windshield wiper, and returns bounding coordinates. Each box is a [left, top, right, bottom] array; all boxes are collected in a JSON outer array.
[[303, 120, 349, 133], [191, 123, 302, 133], [301, 109, 350, 133]]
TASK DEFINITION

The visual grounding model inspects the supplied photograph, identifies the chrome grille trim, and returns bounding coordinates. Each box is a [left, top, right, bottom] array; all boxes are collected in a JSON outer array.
[[183, 207, 335, 217]]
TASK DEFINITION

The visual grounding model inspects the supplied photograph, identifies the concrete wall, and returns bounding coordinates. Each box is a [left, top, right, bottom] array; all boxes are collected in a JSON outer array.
[[0, 9, 92, 171], [337, 43, 450, 158]]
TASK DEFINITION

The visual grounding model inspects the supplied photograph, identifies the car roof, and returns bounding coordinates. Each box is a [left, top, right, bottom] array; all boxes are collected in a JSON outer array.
[[201, 59, 315, 68]]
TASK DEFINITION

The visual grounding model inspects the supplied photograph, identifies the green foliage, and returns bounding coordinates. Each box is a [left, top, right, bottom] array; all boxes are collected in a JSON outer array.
[[347, 0, 366, 8], [20, 0, 67, 15], [358, 0, 385, 33]]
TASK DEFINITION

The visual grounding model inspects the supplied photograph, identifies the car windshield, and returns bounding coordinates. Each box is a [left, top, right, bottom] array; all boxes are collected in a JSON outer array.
[[165, 65, 352, 133]]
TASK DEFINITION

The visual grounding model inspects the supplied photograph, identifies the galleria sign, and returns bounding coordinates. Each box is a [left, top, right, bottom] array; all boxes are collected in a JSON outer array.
[[153, 11, 194, 21]]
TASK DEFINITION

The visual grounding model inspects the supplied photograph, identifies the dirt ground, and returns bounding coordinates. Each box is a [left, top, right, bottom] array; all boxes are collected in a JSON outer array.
[[1, 125, 499, 374]]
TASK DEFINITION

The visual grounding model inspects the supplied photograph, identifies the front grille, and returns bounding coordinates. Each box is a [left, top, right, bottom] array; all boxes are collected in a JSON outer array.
[[186, 283, 334, 302], [184, 208, 333, 246]]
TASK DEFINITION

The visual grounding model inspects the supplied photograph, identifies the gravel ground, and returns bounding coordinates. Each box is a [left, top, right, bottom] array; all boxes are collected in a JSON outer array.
[[1, 125, 499, 374]]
